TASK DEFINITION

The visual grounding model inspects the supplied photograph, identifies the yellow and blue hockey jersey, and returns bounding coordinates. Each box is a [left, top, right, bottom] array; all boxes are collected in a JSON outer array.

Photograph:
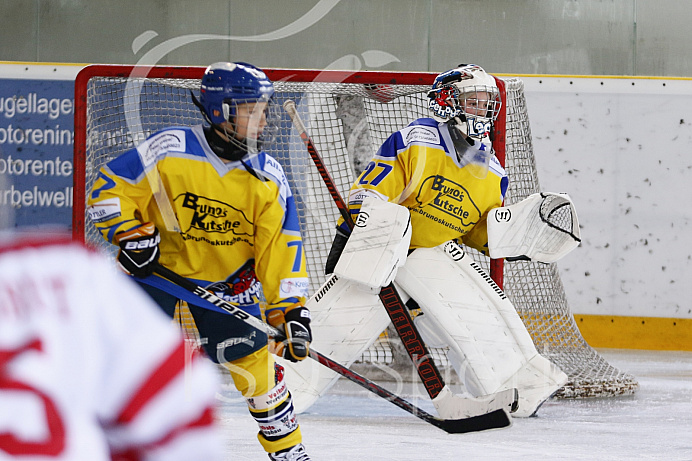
[[340, 118, 508, 254], [87, 125, 309, 318]]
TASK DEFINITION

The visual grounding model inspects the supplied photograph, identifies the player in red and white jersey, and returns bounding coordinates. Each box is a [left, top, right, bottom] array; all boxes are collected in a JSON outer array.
[[0, 234, 224, 460]]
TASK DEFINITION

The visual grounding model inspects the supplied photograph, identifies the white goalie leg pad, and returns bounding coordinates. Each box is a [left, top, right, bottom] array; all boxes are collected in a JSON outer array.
[[394, 285, 519, 419], [395, 241, 567, 417], [276, 274, 390, 413], [334, 196, 411, 289], [487, 192, 581, 263]]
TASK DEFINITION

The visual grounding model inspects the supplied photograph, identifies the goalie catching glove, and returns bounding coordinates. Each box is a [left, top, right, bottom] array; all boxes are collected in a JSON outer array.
[[487, 192, 581, 263], [115, 222, 161, 277], [266, 304, 312, 362]]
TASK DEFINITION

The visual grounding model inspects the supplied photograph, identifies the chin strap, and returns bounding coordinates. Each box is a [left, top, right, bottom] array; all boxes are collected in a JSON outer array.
[[203, 126, 248, 161], [203, 127, 266, 182], [190, 90, 212, 125]]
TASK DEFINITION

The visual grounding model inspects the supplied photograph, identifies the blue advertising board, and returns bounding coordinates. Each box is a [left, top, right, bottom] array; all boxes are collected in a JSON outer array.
[[0, 64, 82, 230]]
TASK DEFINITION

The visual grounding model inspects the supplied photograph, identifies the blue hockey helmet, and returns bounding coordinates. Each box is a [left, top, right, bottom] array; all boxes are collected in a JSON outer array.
[[198, 62, 274, 126]]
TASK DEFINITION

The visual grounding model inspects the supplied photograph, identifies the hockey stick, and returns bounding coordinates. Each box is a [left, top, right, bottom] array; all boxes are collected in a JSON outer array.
[[283, 99, 518, 418], [151, 263, 511, 433], [282, 99, 441, 393]]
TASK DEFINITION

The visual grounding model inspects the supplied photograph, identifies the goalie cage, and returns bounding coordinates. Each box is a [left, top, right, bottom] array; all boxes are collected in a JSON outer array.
[[72, 64, 638, 399]]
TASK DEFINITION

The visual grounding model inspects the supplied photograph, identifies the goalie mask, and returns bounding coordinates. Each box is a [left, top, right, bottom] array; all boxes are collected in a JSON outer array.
[[428, 64, 502, 178], [195, 62, 277, 153]]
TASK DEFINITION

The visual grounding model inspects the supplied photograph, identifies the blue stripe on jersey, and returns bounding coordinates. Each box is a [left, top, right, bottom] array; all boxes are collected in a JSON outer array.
[[106, 127, 204, 181], [105, 219, 138, 242], [379, 117, 442, 158], [283, 195, 301, 233], [106, 149, 144, 181], [488, 155, 506, 178], [500, 176, 509, 200], [410, 117, 438, 128], [374, 135, 399, 159], [253, 152, 302, 234]]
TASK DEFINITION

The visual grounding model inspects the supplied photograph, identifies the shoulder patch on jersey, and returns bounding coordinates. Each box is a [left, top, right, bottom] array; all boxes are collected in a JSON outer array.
[[399, 125, 440, 147], [136, 129, 187, 167], [87, 197, 122, 223], [261, 154, 292, 201]]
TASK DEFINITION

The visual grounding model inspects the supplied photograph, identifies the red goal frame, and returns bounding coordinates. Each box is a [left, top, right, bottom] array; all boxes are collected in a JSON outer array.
[[72, 64, 508, 286]]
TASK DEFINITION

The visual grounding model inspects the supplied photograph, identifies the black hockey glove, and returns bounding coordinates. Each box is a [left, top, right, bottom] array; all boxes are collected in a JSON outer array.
[[267, 304, 312, 362], [115, 222, 161, 278]]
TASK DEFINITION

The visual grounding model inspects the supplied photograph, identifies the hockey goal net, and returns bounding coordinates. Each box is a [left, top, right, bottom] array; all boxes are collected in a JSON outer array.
[[73, 65, 637, 399]]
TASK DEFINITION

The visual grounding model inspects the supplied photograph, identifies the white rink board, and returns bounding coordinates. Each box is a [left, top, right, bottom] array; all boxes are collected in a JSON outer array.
[[521, 76, 692, 319], [0, 62, 83, 80]]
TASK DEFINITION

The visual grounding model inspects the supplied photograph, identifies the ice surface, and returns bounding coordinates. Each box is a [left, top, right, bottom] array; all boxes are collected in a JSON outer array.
[[217, 349, 692, 460]]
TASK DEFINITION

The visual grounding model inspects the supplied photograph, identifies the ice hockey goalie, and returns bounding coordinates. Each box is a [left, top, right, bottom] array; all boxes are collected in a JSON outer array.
[[277, 64, 580, 418]]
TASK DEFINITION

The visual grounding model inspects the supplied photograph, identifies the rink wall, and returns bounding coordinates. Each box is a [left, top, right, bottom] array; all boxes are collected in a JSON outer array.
[[0, 62, 689, 351], [518, 75, 692, 351]]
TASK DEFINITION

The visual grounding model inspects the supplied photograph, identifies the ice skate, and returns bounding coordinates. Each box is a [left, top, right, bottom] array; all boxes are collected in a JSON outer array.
[[268, 443, 311, 461]]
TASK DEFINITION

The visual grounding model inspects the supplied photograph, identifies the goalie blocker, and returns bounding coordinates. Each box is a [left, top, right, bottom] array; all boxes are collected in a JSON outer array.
[[333, 196, 412, 289]]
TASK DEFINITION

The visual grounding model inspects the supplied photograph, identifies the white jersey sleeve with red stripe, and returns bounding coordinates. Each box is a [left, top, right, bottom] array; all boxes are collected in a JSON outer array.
[[0, 236, 224, 461]]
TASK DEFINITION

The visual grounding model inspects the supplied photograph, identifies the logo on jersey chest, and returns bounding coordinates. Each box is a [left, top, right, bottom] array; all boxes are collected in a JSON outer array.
[[419, 175, 481, 227], [206, 260, 261, 305], [177, 192, 252, 235]]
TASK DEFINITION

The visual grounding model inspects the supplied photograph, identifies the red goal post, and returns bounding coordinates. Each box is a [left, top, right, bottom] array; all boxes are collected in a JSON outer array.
[[72, 64, 637, 399]]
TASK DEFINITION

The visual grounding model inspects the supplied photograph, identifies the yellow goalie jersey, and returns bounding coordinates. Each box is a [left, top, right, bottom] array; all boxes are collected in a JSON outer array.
[[87, 126, 309, 318], [340, 118, 508, 254]]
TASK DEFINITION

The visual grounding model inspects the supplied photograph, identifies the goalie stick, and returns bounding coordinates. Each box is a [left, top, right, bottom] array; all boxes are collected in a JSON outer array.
[[151, 263, 512, 433], [283, 100, 518, 419]]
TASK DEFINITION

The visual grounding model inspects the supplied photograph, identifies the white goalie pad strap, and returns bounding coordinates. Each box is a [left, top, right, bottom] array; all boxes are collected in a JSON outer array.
[[487, 192, 581, 263], [394, 241, 567, 417], [334, 197, 412, 289], [499, 354, 567, 417], [276, 274, 389, 414]]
